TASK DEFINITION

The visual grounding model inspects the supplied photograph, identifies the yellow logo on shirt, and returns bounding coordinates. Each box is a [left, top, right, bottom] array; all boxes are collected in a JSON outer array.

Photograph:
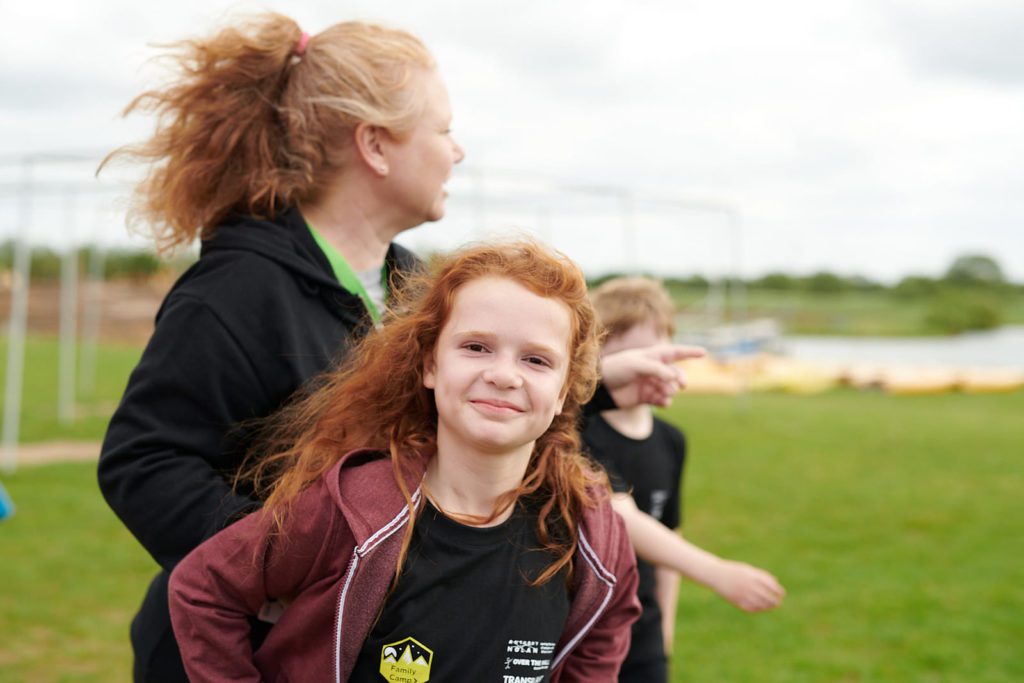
[[379, 636, 433, 682]]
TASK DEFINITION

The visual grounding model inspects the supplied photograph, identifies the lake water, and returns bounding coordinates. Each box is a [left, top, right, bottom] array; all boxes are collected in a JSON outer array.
[[780, 325, 1024, 370]]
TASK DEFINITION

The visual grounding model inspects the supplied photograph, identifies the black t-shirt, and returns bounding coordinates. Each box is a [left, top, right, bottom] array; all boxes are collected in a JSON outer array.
[[581, 414, 686, 667], [349, 500, 570, 683]]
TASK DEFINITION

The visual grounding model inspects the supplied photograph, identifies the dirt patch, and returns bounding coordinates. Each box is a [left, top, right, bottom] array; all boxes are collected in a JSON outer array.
[[0, 277, 171, 346], [10, 441, 101, 467], [1, 278, 172, 467]]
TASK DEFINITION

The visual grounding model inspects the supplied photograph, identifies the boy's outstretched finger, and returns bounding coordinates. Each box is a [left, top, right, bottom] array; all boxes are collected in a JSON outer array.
[[655, 344, 707, 364]]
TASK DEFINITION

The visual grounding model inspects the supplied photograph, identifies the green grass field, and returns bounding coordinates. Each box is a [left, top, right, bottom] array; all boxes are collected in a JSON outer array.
[[0, 338, 142, 443], [0, 462, 157, 681], [1, 386, 1021, 681], [660, 390, 1024, 682]]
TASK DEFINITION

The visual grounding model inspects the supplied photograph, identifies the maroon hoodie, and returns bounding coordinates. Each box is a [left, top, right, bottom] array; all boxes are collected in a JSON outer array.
[[169, 449, 640, 682]]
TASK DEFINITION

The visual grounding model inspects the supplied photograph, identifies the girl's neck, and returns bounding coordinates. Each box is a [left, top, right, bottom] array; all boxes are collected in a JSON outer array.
[[423, 440, 534, 527], [601, 404, 654, 440]]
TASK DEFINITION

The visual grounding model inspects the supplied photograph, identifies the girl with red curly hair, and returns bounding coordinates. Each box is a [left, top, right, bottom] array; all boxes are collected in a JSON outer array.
[[168, 241, 641, 681]]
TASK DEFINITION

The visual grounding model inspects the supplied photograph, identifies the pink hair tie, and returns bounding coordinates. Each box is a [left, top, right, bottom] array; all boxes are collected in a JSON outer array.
[[294, 31, 310, 58]]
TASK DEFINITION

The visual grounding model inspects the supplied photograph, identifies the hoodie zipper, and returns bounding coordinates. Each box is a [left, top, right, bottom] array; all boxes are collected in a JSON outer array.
[[333, 489, 422, 683]]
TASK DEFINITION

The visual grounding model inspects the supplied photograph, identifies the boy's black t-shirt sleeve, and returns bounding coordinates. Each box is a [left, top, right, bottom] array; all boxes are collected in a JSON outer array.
[[580, 414, 686, 671], [580, 416, 687, 512], [583, 431, 631, 495]]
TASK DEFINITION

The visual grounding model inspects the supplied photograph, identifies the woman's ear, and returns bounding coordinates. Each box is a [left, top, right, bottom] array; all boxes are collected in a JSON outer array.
[[353, 122, 390, 176]]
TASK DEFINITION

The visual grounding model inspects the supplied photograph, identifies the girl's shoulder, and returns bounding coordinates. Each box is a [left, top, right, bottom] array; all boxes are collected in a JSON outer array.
[[578, 490, 617, 525], [329, 449, 427, 541], [577, 489, 630, 573]]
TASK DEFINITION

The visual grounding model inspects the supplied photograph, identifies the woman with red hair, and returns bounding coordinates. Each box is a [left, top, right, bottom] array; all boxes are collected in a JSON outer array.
[[98, 14, 463, 681]]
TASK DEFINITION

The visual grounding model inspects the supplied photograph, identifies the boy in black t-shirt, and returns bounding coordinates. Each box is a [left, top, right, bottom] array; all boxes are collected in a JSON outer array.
[[585, 277, 785, 682], [582, 409, 685, 682]]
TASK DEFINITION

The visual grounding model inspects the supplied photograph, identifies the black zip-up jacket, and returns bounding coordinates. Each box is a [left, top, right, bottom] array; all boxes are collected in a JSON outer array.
[[97, 207, 418, 682]]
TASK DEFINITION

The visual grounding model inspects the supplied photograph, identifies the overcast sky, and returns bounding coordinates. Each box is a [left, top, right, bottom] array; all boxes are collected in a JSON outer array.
[[2, 0, 1022, 282]]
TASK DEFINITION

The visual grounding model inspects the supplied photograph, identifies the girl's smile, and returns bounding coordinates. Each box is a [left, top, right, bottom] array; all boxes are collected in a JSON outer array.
[[469, 398, 525, 414], [424, 276, 571, 461]]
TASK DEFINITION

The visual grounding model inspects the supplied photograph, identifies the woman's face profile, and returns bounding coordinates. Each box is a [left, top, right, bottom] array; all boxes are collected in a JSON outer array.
[[382, 68, 466, 227]]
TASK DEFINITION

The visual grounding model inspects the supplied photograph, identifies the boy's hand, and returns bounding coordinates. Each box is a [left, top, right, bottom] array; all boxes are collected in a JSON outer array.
[[600, 344, 706, 408], [711, 560, 786, 612]]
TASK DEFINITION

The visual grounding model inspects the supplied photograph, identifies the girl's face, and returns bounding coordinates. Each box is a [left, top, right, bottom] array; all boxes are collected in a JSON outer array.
[[381, 68, 465, 228], [424, 276, 572, 459]]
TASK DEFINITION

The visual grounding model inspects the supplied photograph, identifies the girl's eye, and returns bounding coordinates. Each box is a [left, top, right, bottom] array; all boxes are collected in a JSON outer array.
[[525, 356, 551, 368], [464, 342, 488, 353]]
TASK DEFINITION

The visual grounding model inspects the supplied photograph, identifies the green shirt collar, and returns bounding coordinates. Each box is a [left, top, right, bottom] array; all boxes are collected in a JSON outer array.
[[307, 223, 387, 324]]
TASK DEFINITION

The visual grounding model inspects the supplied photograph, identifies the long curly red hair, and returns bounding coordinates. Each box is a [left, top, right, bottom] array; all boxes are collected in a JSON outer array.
[[244, 240, 608, 585], [100, 13, 434, 252]]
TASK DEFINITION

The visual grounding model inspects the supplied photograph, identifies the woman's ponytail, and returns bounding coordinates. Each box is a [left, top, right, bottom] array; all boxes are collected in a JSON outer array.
[[102, 14, 433, 251]]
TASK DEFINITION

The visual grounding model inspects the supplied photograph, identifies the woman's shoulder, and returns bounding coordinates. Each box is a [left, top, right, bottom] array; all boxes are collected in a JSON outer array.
[[169, 210, 327, 298], [182, 236, 313, 295], [152, 256, 323, 350], [159, 234, 337, 333], [173, 250, 285, 296], [387, 241, 421, 273]]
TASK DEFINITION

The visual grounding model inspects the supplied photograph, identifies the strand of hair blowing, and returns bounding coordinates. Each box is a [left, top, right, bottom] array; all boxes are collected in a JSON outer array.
[[100, 13, 308, 251]]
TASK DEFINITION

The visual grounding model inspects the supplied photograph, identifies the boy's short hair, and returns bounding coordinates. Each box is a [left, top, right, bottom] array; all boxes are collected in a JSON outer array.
[[590, 276, 676, 339]]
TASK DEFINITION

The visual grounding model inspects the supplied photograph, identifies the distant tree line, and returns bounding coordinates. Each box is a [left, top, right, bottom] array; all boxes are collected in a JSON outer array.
[[591, 254, 1019, 293], [589, 254, 1021, 334], [3, 244, 1017, 334], [0, 241, 195, 282], [739, 255, 1016, 295]]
